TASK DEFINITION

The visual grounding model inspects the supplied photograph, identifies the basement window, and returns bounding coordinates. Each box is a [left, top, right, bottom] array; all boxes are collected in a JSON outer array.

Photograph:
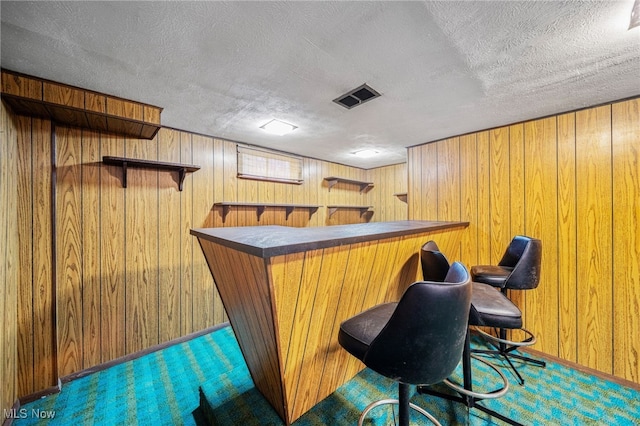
[[237, 145, 303, 184]]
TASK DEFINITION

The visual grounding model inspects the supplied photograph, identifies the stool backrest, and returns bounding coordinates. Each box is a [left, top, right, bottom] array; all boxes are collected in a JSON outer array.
[[420, 240, 450, 282], [499, 236, 542, 290], [363, 262, 471, 385]]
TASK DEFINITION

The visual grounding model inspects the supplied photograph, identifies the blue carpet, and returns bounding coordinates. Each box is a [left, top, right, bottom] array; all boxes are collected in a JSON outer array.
[[12, 326, 640, 425]]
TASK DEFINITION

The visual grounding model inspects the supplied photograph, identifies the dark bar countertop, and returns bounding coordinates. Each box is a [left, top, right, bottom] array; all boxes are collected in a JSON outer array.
[[191, 220, 468, 258]]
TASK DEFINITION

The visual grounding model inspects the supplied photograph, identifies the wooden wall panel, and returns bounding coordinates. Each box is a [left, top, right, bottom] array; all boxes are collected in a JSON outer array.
[[476, 131, 491, 265], [612, 99, 640, 383], [179, 131, 194, 335], [436, 138, 460, 223], [459, 134, 479, 266], [191, 134, 217, 331], [16, 115, 35, 396], [100, 133, 127, 362], [488, 128, 511, 263], [56, 126, 84, 377], [158, 128, 182, 342], [365, 163, 407, 223], [15, 117, 56, 396], [524, 117, 559, 355], [81, 130, 101, 368], [576, 106, 613, 372], [1, 100, 19, 416], [125, 135, 159, 353], [556, 113, 577, 362], [407, 98, 640, 384], [507, 124, 526, 312]]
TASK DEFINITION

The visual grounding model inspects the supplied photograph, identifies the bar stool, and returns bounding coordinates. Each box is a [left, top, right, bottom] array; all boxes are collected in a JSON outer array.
[[471, 235, 545, 385], [338, 262, 472, 426], [418, 241, 523, 426]]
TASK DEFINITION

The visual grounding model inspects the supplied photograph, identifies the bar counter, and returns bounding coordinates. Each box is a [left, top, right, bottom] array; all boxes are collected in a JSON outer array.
[[192, 220, 468, 424]]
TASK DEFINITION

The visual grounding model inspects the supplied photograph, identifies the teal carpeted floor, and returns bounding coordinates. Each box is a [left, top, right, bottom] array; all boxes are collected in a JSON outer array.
[[12, 325, 640, 425]]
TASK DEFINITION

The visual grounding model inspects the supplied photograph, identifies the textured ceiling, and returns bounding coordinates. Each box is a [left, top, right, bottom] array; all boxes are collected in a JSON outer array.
[[1, 1, 639, 168]]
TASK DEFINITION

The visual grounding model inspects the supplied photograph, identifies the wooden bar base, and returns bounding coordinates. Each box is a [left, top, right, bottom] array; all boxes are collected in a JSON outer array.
[[192, 221, 467, 424]]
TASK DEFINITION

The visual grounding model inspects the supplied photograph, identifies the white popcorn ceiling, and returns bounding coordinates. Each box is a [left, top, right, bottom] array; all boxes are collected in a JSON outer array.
[[1, 1, 639, 168]]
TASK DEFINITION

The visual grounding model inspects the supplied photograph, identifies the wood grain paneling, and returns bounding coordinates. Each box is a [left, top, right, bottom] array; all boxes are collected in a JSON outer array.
[[612, 99, 640, 383], [56, 126, 84, 377], [100, 133, 127, 362], [81, 130, 102, 368], [489, 128, 510, 263], [365, 163, 407, 223], [507, 124, 526, 311], [407, 98, 640, 384], [1, 100, 19, 416], [524, 117, 559, 355], [556, 113, 577, 362], [459, 134, 479, 266], [125, 135, 159, 353], [15, 116, 56, 396], [158, 128, 182, 342], [16, 114, 35, 396], [576, 106, 612, 372]]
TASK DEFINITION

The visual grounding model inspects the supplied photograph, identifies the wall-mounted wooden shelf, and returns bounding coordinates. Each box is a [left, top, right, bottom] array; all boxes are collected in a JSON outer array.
[[213, 202, 321, 223], [327, 205, 374, 218], [394, 192, 408, 203], [102, 156, 199, 191], [324, 176, 374, 193], [1, 69, 162, 139]]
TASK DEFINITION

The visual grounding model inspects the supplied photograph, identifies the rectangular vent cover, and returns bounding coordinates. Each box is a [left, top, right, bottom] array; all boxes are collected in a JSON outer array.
[[333, 83, 381, 109]]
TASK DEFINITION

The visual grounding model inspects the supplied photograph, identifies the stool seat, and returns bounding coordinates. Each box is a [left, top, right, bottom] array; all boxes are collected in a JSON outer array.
[[470, 282, 522, 329], [338, 303, 397, 361], [470, 265, 512, 288]]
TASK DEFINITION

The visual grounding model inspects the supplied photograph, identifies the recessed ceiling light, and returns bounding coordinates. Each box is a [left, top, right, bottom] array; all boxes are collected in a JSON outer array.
[[352, 149, 379, 158], [260, 119, 297, 136]]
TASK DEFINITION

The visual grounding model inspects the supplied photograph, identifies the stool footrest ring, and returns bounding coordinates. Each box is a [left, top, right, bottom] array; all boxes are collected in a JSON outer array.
[[473, 326, 536, 347], [443, 354, 509, 400], [358, 398, 441, 426]]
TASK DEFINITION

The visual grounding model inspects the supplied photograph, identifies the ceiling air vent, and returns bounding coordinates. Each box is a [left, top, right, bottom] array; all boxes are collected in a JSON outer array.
[[333, 83, 381, 109]]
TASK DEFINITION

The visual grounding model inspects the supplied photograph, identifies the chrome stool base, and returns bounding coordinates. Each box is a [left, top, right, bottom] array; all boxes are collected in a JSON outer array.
[[358, 399, 441, 426]]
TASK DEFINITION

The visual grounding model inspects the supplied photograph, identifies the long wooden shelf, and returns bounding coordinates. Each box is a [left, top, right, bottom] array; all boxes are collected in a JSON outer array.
[[102, 156, 199, 191], [213, 202, 321, 223], [1, 69, 162, 139], [327, 205, 373, 218], [324, 176, 373, 192]]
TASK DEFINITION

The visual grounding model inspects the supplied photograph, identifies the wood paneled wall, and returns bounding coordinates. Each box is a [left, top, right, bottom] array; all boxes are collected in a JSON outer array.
[[407, 98, 640, 384], [12, 112, 407, 397], [1, 98, 19, 417], [366, 163, 407, 222]]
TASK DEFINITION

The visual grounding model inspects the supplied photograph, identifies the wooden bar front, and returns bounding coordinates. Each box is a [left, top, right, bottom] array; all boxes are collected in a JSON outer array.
[[191, 220, 468, 424]]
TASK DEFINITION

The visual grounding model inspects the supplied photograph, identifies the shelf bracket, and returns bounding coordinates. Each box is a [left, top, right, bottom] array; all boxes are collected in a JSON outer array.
[[256, 205, 266, 222], [221, 205, 231, 223], [178, 167, 187, 191], [309, 206, 319, 220], [285, 206, 294, 220], [122, 161, 128, 188]]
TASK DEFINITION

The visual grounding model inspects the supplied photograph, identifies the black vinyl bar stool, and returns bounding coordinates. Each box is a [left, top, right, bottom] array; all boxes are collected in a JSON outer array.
[[418, 241, 524, 426], [338, 262, 472, 426], [471, 235, 546, 385]]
